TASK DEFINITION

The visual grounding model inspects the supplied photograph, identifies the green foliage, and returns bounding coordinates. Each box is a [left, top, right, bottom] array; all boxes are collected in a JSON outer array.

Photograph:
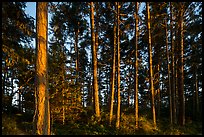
[[2, 107, 202, 135], [2, 2, 35, 114], [50, 109, 202, 135], [49, 107, 201, 135]]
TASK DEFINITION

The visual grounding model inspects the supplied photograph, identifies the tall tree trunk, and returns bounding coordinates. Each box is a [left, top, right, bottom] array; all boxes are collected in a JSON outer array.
[[165, 18, 172, 125], [170, 2, 177, 125], [116, 2, 121, 129], [146, 2, 156, 128], [33, 2, 50, 135], [178, 2, 185, 126], [134, 1, 139, 130], [90, 2, 100, 119], [109, 14, 116, 126], [95, 2, 102, 108]]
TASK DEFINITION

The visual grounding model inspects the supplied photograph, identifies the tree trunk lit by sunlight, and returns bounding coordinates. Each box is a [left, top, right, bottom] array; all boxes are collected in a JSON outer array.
[[90, 2, 100, 120], [33, 2, 50, 135], [146, 2, 156, 129], [116, 2, 121, 129], [134, 2, 139, 130]]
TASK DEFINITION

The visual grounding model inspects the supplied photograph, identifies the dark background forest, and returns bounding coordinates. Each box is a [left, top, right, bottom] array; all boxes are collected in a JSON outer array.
[[2, 2, 202, 135]]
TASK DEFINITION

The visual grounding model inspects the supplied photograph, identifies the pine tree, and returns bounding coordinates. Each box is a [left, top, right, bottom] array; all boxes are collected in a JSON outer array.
[[134, 2, 139, 129], [170, 2, 177, 125], [146, 2, 156, 128], [2, 2, 35, 113], [109, 4, 117, 126], [165, 8, 173, 124], [33, 2, 50, 135], [177, 2, 185, 126], [116, 2, 121, 129], [90, 2, 100, 120]]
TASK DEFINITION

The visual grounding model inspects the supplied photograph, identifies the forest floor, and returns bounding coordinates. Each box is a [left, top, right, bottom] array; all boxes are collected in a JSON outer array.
[[2, 109, 202, 135]]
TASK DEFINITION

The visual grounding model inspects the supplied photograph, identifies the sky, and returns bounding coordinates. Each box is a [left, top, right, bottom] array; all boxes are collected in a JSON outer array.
[[25, 2, 36, 49], [26, 2, 36, 20], [26, 2, 52, 24]]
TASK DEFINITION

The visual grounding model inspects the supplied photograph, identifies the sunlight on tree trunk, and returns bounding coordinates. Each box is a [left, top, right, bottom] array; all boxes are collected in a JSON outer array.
[[146, 2, 156, 129], [90, 2, 100, 120], [134, 2, 139, 130], [33, 2, 50, 135], [116, 2, 121, 129]]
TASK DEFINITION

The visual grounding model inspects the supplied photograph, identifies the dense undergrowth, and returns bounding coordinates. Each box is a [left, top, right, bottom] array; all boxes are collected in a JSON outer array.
[[2, 109, 202, 135]]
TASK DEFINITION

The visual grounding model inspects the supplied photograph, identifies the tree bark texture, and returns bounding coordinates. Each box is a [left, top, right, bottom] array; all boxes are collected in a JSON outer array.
[[178, 3, 185, 126], [90, 2, 100, 119], [116, 2, 121, 129], [33, 2, 50, 135], [109, 10, 117, 126], [134, 2, 139, 130], [165, 18, 173, 125], [146, 2, 156, 128], [170, 2, 177, 125]]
